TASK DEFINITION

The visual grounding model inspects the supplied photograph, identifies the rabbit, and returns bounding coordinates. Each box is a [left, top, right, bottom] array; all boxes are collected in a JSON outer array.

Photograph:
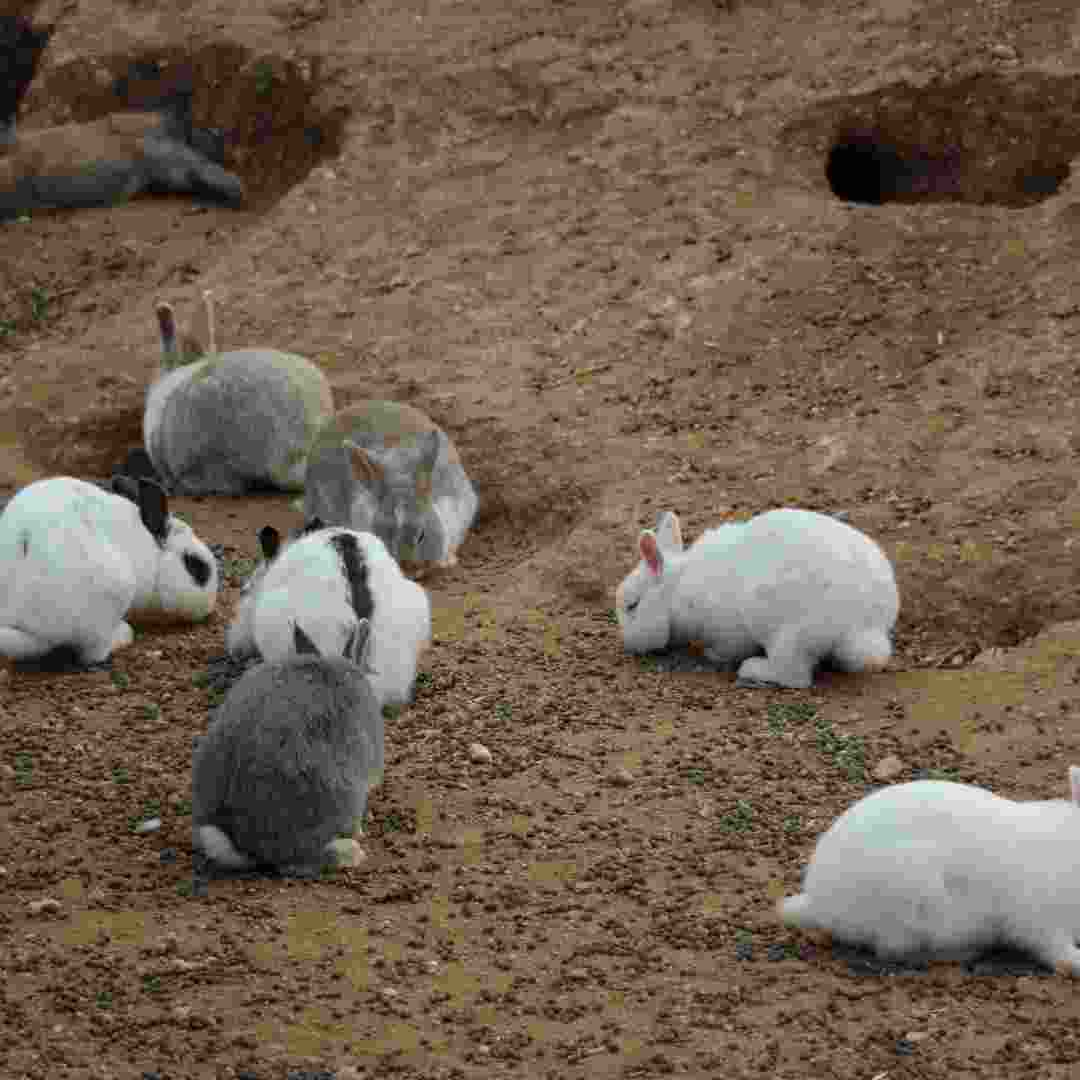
[[191, 618, 383, 875], [302, 400, 478, 567], [615, 507, 898, 689], [0, 57, 244, 219], [227, 521, 431, 708], [779, 768, 1080, 975], [0, 474, 218, 664], [143, 294, 335, 495]]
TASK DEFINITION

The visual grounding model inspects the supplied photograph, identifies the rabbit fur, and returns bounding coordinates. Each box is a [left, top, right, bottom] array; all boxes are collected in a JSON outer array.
[[192, 619, 383, 874], [303, 400, 478, 567], [144, 297, 335, 495], [227, 521, 431, 708], [0, 51, 243, 219], [615, 507, 898, 689], [780, 768, 1080, 975], [0, 475, 218, 664]]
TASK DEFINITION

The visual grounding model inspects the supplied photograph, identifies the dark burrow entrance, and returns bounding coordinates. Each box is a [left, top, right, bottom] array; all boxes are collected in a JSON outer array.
[[18, 40, 351, 209], [791, 71, 1080, 208]]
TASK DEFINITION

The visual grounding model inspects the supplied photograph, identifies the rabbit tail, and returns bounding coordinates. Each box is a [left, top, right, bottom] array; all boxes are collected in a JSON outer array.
[[778, 893, 819, 929], [831, 627, 892, 673], [195, 824, 255, 870]]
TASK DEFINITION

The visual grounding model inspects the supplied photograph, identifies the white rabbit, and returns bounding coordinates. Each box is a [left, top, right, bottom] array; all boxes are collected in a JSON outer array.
[[143, 295, 334, 495], [615, 508, 898, 688], [0, 475, 218, 664], [779, 768, 1080, 974], [192, 619, 383, 874], [226, 521, 430, 708], [302, 400, 478, 567]]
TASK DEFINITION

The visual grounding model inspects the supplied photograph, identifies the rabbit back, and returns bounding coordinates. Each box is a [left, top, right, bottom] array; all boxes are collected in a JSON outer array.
[[781, 779, 1080, 966], [145, 348, 333, 495], [192, 653, 383, 871], [678, 509, 898, 686]]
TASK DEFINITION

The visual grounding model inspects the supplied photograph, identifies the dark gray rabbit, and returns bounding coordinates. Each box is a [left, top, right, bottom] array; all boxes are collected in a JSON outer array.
[[191, 619, 383, 875]]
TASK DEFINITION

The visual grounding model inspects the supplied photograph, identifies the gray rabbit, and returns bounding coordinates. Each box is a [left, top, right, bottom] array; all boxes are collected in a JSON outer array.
[[0, 51, 243, 219], [303, 400, 478, 567], [144, 295, 335, 495], [191, 619, 383, 875]]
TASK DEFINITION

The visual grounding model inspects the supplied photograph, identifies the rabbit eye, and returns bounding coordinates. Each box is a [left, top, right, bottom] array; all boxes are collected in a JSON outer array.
[[415, 528, 425, 546], [183, 552, 212, 588], [624, 598, 639, 614]]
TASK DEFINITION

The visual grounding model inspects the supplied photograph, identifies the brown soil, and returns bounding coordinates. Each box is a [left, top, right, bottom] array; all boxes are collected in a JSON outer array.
[[4, 0, 1080, 1077]]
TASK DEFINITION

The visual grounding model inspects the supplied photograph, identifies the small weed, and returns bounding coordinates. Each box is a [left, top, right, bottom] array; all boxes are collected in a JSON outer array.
[[782, 814, 801, 835], [381, 810, 408, 833], [29, 286, 50, 323], [253, 60, 276, 99], [191, 671, 211, 689], [222, 555, 256, 583], [414, 671, 434, 691], [176, 880, 194, 898], [719, 800, 754, 833], [637, 655, 661, 672], [142, 975, 162, 994], [766, 701, 817, 735], [923, 766, 959, 782], [95, 990, 113, 1010], [174, 798, 192, 816], [111, 670, 130, 690], [207, 687, 227, 709], [606, 609, 619, 625], [815, 715, 866, 783], [14, 752, 34, 786], [0, 318, 15, 337], [112, 765, 131, 786], [382, 703, 402, 722], [685, 765, 707, 786], [495, 702, 513, 722], [139, 703, 161, 722]]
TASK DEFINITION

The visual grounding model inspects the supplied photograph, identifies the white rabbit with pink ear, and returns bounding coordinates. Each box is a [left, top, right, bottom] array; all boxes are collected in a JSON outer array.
[[615, 507, 898, 688], [0, 475, 218, 665], [780, 768, 1080, 974]]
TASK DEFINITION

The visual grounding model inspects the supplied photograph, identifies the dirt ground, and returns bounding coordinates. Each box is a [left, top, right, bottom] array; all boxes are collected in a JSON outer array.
[[5, 0, 1080, 1076]]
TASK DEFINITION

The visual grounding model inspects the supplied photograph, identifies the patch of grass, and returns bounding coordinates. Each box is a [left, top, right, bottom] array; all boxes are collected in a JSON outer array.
[[173, 798, 192, 816], [112, 766, 131, 786], [382, 703, 402, 722], [14, 752, 34, 786], [637, 655, 661, 672], [766, 700, 817, 735], [414, 671, 434, 691], [191, 671, 211, 689], [782, 814, 801, 835], [95, 990, 113, 1010], [142, 975, 162, 994], [29, 286, 50, 323], [380, 809, 408, 833], [221, 554, 256, 583], [176, 880, 194, 898], [253, 60, 276, 99], [495, 702, 513, 722], [0, 318, 16, 337], [922, 766, 960, 782], [815, 715, 866, 783], [606, 609, 619, 625], [685, 765, 707, 786], [207, 687, 227, 709], [110, 670, 130, 690], [719, 800, 754, 833], [139, 703, 161, 722]]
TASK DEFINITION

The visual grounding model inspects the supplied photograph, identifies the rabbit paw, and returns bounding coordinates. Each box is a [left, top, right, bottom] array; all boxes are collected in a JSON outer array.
[[325, 837, 366, 868], [736, 655, 814, 690]]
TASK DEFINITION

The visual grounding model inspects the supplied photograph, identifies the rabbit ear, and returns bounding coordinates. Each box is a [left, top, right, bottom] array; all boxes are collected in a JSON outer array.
[[344, 617, 372, 668], [293, 622, 320, 656], [257, 525, 281, 561], [136, 478, 170, 543], [302, 516, 325, 535], [1070, 766, 1080, 806], [639, 531, 663, 575], [348, 444, 385, 490], [111, 474, 141, 504], [654, 511, 683, 553], [156, 302, 181, 369]]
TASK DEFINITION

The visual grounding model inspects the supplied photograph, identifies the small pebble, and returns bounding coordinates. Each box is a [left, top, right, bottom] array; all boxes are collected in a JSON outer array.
[[766, 943, 788, 962], [609, 767, 634, 787], [735, 940, 754, 961], [872, 755, 905, 781], [27, 897, 62, 917], [895, 1039, 917, 1056], [159, 847, 177, 865], [468, 742, 492, 764]]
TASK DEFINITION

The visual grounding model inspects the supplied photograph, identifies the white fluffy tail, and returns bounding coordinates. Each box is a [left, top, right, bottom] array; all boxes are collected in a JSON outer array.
[[778, 893, 816, 928], [195, 825, 255, 870], [0, 625, 51, 661], [832, 627, 892, 673]]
